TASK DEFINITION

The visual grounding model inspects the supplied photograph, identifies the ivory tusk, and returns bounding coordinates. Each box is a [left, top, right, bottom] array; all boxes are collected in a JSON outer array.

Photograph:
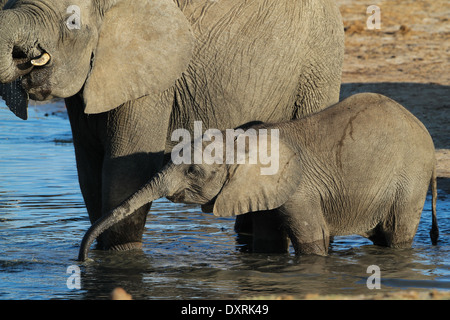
[[31, 53, 51, 66]]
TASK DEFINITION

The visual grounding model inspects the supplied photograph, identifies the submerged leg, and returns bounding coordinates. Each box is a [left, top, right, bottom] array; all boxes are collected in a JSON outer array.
[[251, 210, 289, 254], [367, 184, 427, 249], [279, 193, 330, 256]]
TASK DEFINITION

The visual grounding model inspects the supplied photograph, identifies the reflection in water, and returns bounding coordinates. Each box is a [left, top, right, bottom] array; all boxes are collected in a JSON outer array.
[[0, 105, 449, 300]]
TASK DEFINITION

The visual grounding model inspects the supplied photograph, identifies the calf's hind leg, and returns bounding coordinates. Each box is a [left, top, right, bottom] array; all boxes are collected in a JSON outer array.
[[368, 184, 427, 248]]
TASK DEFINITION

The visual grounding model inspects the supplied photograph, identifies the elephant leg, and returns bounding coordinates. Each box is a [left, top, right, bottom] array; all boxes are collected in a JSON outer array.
[[251, 210, 289, 254], [67, 94, 172, 250], [279, 193, 330, 256], [293, 14, 344, 119], [99, 154, 154, 250], [99, 95, 172, 250], [66, 95, 104, 230], [235, 211, 287, 252], [234, 213, 253, 252], [368, 183, 427, 249], [235, 213, 253, 234]]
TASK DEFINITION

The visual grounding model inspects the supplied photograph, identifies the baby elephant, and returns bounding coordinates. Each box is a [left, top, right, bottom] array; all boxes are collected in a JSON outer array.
[[78, 93, 438, 261]]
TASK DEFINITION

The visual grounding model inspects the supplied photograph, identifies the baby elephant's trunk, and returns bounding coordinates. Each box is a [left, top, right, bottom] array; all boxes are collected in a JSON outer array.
[[77, 172, 168, 261]]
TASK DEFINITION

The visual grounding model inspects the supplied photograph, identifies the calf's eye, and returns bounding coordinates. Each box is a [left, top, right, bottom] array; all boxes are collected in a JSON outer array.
[[187, 165, 197, 175]]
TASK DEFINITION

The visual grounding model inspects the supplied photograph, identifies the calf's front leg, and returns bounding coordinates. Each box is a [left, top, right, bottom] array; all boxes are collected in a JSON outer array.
[[279, 192, 330, 256]]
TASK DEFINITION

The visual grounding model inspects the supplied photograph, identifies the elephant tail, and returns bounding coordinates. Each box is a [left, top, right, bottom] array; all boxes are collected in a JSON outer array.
[[429, 164, 439, 245]]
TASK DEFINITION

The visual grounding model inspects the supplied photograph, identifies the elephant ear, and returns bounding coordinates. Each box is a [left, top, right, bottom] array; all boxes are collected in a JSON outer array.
[[213, 131, 303, 217], [83, 0, 194, 114]]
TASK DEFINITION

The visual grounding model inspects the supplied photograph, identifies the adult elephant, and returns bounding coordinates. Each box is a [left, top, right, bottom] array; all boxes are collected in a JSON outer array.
[[0, 0, 344, 252]]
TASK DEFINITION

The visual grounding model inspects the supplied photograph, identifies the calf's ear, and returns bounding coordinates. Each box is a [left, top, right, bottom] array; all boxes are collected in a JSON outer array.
[[213, 133, 303, 217]]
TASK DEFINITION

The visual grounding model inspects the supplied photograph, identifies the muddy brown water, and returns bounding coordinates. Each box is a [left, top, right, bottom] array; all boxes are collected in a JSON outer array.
[[0, 104, 449, 300]]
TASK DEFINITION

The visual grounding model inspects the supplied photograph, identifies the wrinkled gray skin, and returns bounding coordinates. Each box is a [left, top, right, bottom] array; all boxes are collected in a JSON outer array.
[[79, 93, 439, 261], [0, 0, 344, 251]]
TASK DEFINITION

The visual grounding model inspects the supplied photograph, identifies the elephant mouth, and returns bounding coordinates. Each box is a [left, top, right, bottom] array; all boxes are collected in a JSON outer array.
[[20, 53, 54, 101], [166, 193, 185, 203], [30, 53, 51, 67], [167, 191, 205, 205], [12, 49, 51, 71], [201, 198, 216, 213], [0, 65, 53, 120], [167, 190, 217, 209], [10, 47, 53, 100], [21, 72, 53, 101]]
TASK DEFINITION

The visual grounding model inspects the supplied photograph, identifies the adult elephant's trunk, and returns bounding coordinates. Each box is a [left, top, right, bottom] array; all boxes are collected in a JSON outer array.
[[78, 169, 172, 261], [0, 10, 34, 84], [0, 9, 43, 119]]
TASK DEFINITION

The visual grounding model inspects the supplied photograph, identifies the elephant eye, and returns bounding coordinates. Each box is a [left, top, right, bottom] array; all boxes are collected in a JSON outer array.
[[187, 165, 198, 175], [186, 165, 205, 178]]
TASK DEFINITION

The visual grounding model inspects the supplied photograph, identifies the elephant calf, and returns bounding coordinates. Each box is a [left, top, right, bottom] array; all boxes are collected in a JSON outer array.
[[78, 93, 438, 261]]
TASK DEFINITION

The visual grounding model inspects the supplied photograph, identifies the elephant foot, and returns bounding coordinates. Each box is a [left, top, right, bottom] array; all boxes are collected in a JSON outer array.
[[96, 233, 144, 251], [108, 242, 143, 251], [96, 207, 148, 252], [292, 238, 329, 256]]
